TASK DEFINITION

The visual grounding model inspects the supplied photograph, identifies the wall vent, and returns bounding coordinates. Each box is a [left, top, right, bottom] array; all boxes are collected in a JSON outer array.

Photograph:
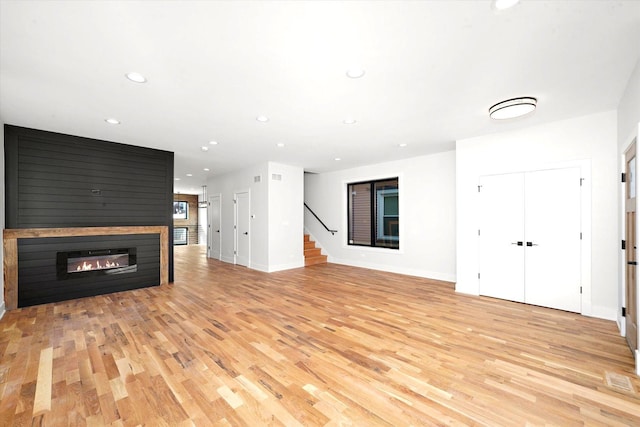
[[272, 173, 282, 181], [254, 175, 261, 183]]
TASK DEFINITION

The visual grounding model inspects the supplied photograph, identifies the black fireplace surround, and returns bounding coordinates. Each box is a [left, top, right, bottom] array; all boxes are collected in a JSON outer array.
[[4, 125, 174, 307]]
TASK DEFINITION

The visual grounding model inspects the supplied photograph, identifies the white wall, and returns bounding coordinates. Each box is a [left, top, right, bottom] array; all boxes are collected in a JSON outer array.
[[456, 111, 618, 320], [208, 162, 269, 269], [0, 117, 4, 319], [618, 59, 640, 149], [267, 162, 304, 271], [616, 58, 640, 373], [207, 161, 304, 272], [304, 150, 456, 282]]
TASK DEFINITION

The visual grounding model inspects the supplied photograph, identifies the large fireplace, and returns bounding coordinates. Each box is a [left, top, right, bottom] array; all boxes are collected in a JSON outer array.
[[3, 125, 175, 311], [57, 247, 137, 280], [2, 227, 168, 309]]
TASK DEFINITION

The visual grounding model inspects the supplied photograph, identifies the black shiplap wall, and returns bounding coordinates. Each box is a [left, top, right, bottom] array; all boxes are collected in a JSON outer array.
[[4, 125, 174, 283], [5, 125, 173, 228]]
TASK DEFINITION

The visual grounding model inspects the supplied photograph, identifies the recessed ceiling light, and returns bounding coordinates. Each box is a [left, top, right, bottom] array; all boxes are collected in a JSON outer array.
[[489, 97, 537, 120], [203, 168, 210, 172], [398, 143, 408, 148], [186, 173, 193, 177], [174, 178, 181, 181], [105, 118, 120, 125], [346, 68, 365, 79], [334, 157, 341, 161], [256, 115, 269, 123], [209, 140, 218, 145], [276, 143, 285, 148], [125, 72, 147, 83], [201, 146, 209, 152], [343, 118, 357, 125]]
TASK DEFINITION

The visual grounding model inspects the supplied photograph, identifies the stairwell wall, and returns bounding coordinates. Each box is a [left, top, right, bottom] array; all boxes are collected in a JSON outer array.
[[304, 150, 456, 282]]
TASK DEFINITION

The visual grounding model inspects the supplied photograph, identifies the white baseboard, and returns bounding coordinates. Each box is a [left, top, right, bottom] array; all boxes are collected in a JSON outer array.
[[329, 258, 456, 283], [221, 255, 235, 264], [588, 304, 618, 321], [267, 260, 305, 272]]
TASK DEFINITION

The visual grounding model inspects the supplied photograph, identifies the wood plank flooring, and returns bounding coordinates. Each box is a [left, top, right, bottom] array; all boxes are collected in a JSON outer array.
[[1, 245, 639, 426]]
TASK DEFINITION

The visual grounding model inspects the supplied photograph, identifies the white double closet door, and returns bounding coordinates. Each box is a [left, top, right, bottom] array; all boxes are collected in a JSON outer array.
[[479, 167, 582, 313]]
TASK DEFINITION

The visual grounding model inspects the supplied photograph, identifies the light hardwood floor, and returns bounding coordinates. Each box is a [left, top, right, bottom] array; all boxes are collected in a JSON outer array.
[[1, 245, 639, 426]]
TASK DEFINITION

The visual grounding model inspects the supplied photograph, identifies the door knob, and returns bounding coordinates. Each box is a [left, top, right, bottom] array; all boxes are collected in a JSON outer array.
[[511, 241, 523, 246], [243, 232, 248, 235], [216, 230, 220, 233], [526, 242, 539, 247]]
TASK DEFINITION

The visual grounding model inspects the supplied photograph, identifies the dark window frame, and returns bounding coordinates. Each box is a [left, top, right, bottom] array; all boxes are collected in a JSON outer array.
[[347, 177, 399, 249]]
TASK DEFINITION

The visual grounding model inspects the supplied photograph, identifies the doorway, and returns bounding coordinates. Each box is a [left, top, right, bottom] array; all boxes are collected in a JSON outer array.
[[625, 141, 638, 354], [479, 167, 582, 312], [235, 191, 250, 267], [208, 194, 221, 260]]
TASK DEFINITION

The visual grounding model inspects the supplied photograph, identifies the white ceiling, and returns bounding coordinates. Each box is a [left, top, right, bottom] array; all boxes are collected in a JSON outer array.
[[1, 1, 639, 194]]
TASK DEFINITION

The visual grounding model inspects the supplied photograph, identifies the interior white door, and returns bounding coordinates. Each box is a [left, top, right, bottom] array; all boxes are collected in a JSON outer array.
[[479, 173, 526, 303], [209, 195, 221, 260], [524, 168, 581, 312], [479, 168, 582, 313], [235, 191, 250, 267]]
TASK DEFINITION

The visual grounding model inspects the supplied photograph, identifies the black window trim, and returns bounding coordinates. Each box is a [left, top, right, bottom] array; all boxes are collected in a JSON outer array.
[[347, 176, 399, 250]]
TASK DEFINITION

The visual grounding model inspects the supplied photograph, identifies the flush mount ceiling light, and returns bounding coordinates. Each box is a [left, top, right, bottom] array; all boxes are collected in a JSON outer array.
[[346, 68, 365, 79], [203, 168, 210, 172], [492, 0, 520, 11], [256, 115, 269, 123], [334, 157, 341, 161], [209, 140, 218, 145], [276, 143, 285, 148], [343, 118, 357, 125], [125, 72, 147, 83], [105, 118, 120, 125], [398, 143, 408, 148], [186, 173, 193, 177], [489, 97, 537, 120], [174, 178, 181, 181], [201, 146, 209, 152]]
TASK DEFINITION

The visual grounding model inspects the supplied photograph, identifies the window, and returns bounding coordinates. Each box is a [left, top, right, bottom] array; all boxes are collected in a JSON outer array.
[[348, 177, 399, 249]]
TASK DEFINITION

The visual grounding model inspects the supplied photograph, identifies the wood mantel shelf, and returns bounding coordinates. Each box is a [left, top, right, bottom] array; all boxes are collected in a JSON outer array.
[[3, 226, 169, 310]]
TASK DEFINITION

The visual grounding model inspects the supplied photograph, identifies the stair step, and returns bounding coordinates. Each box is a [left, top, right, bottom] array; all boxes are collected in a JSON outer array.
[[305, 255, 327, 266], [303, 234, 327, 266], [304, 248, 321, 257]]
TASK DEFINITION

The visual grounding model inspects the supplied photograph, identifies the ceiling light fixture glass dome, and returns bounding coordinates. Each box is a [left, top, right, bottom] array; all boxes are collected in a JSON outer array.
[[346, 68, 365, 78], [125, 72, 147, 83], [492, 0, 520, 11]]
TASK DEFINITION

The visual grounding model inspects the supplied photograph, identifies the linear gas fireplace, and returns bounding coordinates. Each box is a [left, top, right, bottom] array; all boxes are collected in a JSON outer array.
[[57, 248, 137, 280]]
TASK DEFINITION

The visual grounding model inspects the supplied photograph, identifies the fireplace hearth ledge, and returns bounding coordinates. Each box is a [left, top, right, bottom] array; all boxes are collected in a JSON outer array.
[[2, 226, 169, 310]]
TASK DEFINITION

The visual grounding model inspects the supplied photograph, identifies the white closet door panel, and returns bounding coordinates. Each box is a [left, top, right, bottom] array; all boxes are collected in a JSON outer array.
[[209, 195, 221, 260], [479, 173, 525, 302], [524, 168, 581, 312], [235, 192, 250, 267]]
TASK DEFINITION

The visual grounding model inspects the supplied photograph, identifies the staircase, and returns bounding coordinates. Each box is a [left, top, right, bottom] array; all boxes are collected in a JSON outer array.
[[304, 234, 327, 266]]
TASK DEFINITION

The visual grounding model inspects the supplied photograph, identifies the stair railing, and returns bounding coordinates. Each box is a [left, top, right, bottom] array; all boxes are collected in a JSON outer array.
[[304, 203, 337, 235]]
